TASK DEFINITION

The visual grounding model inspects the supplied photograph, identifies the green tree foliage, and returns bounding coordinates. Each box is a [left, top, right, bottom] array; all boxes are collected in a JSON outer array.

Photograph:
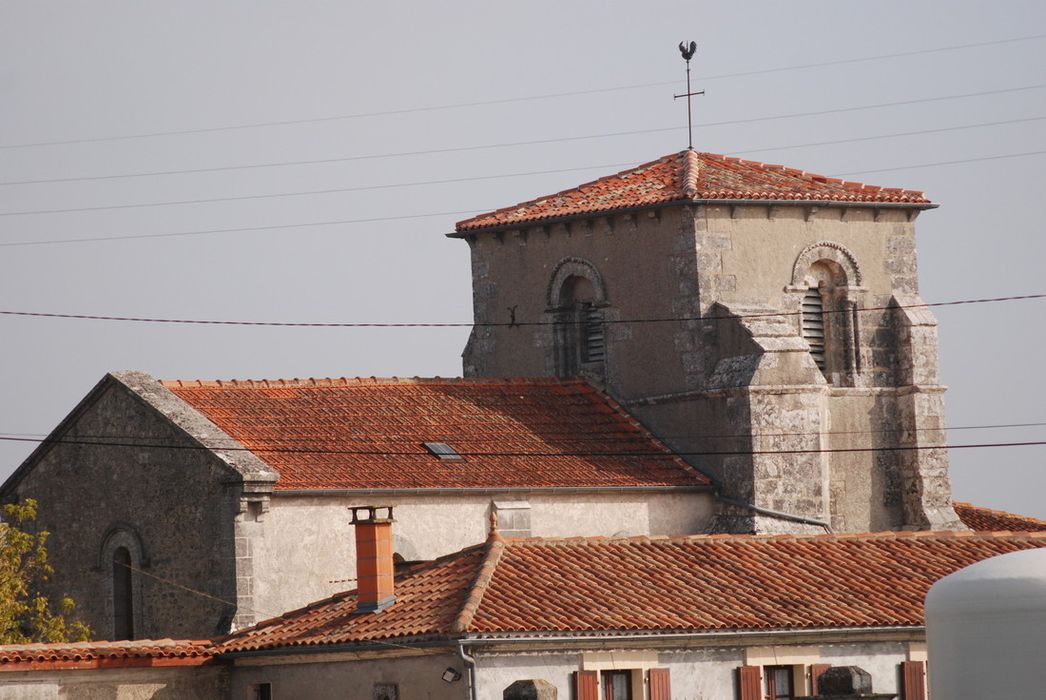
[[0, 499, 91, 643]]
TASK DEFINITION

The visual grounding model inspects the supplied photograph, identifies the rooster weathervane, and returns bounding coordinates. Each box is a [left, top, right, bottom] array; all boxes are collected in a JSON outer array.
[[674, 41, 704, 150]]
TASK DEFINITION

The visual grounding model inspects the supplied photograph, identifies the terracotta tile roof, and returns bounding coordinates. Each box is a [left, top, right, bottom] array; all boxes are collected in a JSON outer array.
[[955, 502, 1046, 532], [161, 377, 707, 491], [219, 545, 489, 652], [455, 150, 931, 232], [0, 639, 215, 672], [218, 530, 1046, 652]]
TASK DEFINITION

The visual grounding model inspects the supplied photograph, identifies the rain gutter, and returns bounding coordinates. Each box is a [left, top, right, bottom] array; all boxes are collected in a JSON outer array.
[[458, 641, 478, 700], [460, 625, 922, 648]]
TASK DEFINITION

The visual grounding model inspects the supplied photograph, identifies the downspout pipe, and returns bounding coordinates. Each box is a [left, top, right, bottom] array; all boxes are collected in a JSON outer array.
[[717, 495, 833, 533], [458, 640, 477, 700]]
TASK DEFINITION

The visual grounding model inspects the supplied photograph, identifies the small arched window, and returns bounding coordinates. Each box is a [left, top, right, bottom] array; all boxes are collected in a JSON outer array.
[[112, 547, 134, 640], [99, 525, 145, 641], [795, 256, 859, 386], [547, 258, 609, 381]]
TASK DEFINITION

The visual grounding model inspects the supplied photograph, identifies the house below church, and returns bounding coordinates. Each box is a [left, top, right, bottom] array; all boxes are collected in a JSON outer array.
[[1, 507, 1043, 699]]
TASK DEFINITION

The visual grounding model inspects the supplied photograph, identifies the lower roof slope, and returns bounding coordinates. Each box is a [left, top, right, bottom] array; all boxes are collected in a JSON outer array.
[[162, 377, 707, 491], [954, 501, 1046, 532], [218, 529, 1046, 653], [0, 639, 215, 672]]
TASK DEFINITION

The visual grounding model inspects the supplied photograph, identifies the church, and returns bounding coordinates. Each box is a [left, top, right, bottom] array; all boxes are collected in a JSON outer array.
[[2, 148, 1042, 699]]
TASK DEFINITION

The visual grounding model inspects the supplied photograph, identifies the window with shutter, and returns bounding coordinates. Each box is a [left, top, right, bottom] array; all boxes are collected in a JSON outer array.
[[802, 286, 827, 373], [809, 664, 831, 696], [738, 666, 762, 700], [901, 660, 927, 700], [549, 260, 608, 381], [791, 249, 864, 387], [574, 670, 599, 700], [649, 668, 671, 700], [600, 670, 632, 700], [765, 665, 795, 700]]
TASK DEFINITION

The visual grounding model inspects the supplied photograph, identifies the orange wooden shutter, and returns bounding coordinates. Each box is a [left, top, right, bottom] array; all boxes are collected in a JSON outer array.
[[810, 664, 831, 695], [574, 670, 599, 700], [649, 668, 671, 700], [738, 666, 761, 700], [901, 661, 926, 700]]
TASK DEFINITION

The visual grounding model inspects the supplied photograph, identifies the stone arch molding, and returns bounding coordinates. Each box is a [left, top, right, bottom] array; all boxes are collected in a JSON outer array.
[[97, 523, 147, 570], [98, 523, 147, 640], [546, 257, 607, 308], [791, 241, 863, 288]]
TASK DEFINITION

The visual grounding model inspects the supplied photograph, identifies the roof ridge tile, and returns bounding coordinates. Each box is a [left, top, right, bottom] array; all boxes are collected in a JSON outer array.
[[450, 534, 506, 634]]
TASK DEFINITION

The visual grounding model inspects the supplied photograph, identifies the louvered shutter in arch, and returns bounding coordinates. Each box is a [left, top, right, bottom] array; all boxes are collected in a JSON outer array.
[[581, 303, 605, 363], [810, 664, 831, 695], [802, 286, 826, 371], [738, 666, 762, 700], [573, 670, 598, 700], [649, 668, 671, 700], [901, 660, 927, 700]]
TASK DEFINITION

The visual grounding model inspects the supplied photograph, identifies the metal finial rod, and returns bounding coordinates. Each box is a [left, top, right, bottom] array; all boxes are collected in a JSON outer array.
[[674, 41, 704, 151]]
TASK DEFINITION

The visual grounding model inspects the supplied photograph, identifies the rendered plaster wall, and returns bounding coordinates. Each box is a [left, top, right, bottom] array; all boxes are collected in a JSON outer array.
[[230, 653, 461, 700], [1, 379, 241, 640], [474, 641, 913, 700], [475, 652, 587, 700], [250, 490, 713, 618], [0, 666, 227, 699]]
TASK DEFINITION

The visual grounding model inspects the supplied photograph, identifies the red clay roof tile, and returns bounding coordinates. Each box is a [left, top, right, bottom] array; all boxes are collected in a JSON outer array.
[[162, 377, 707, 491], [954, 501, 1046, 532], [218, 530, 1046, 652], [455, 150, 930, 232], [0, 639, 215, 672]]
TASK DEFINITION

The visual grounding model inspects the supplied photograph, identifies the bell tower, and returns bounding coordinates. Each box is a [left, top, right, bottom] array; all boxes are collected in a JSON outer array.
[[452, 150, 964, 533]]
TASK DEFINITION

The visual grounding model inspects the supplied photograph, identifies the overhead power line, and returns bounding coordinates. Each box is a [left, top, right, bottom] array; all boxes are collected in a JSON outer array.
[[3, 112, 1043, 189], [2, 147, 1046, 249], [0, 433, 1043, 457], [6, 420, 1045, 447], [1, 33, 1042, 150], [837, 150, 1046, 177], [0, 292, 1043, 329]]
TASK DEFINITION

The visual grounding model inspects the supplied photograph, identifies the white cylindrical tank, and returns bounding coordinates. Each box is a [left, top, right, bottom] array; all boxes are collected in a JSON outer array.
[[925, 548, 1046, 700]]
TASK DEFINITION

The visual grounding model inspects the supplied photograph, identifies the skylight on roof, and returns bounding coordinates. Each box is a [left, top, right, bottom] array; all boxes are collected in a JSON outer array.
[[422, 442, 463, 461]]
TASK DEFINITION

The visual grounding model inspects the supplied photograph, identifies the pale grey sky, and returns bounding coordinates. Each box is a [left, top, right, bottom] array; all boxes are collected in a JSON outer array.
[[1, 1, 1044, 517]]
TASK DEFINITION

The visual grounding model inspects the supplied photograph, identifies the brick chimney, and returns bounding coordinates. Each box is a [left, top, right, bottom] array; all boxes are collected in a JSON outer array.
[[350, 505, 395, 613]]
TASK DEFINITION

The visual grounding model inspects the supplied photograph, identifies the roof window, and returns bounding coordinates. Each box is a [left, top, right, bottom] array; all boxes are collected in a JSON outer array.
[[422, 442, 463, 461]]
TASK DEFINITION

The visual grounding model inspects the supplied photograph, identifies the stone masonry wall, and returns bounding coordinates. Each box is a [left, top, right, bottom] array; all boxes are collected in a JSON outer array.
[[1, 377, 244, 640]]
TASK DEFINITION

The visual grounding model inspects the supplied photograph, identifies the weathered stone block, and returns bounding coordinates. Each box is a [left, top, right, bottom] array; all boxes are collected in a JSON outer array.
[[504, 679, 556, 700]]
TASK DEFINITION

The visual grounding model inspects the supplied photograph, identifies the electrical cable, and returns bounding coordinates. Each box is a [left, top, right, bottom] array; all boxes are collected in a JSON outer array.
[[1, 433, 1043, 458], [3, 147, 1046, 247], [1, 292, 1042, 328], [7, 420, 1043, 445], [2, 33, 1042, 150], [3, 110, 1043, 189]]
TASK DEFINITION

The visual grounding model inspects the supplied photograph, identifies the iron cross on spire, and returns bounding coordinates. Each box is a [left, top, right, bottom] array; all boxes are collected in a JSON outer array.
[[673, 41, 704, 150]]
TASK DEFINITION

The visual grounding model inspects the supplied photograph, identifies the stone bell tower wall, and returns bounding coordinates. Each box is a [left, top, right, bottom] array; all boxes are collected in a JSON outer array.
[[458, 201, 963, 532]]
